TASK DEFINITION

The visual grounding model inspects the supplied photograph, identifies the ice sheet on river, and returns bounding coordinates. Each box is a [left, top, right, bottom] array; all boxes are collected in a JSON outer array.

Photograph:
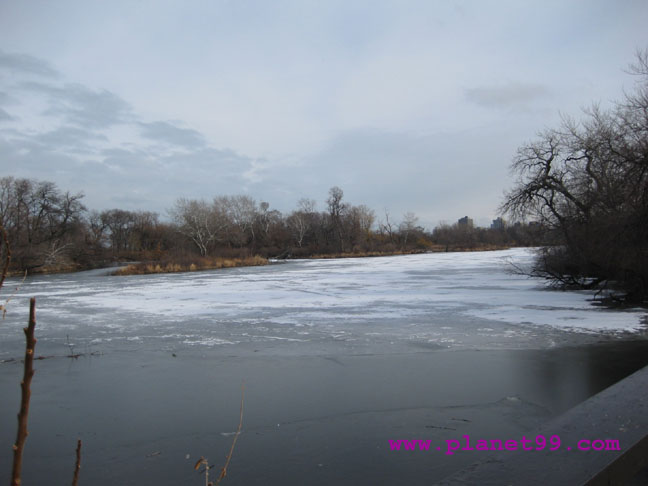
[[1, 248, 645, 352]]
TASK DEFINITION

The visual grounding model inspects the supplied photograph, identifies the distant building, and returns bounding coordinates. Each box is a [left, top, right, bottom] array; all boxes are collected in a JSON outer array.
[[490, 217, 506, 229], [457, 216, 473, 227]]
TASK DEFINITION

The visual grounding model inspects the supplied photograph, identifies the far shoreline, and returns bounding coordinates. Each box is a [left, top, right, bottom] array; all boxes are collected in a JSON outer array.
[[6, 244, 520, 278]]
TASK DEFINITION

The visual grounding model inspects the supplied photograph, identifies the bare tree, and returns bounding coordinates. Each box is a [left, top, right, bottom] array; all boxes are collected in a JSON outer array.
[[326, 186, 345, 219], [0, 177, 86, 269], [327, 186, 347, 251], [501, 48, 648, 300], [347, 204, 375, 248], [257, 201, 271, 237], [378, 209, 396, 244], [286, 198, 316, 248], [170, 198, 226, 256], [224, 195, 257, 247], [398, 212, 419, 248]]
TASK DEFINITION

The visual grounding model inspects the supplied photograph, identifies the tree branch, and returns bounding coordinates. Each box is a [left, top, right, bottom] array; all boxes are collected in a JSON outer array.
[[11, 297, 37, 486], [72, 439, 82, 486], [216, 383, 245, 484]]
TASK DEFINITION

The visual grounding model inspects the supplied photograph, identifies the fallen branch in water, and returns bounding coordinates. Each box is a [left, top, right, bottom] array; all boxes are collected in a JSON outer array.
[[11, 297, 37, 486], [1, 351, 103, 364]]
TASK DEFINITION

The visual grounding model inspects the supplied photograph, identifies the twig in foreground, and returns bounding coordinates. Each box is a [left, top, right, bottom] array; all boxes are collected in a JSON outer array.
[[194, 456, 211, 486], [194, 382, 245, 485], [11, 297, 37, 486], [72, 439, 82, 486], [216, 382, 245, 484]]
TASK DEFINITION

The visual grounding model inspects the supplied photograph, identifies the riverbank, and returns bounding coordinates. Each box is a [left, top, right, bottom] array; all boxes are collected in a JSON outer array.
[[5, 244, 518, 277], [110, 245, 516, 276]]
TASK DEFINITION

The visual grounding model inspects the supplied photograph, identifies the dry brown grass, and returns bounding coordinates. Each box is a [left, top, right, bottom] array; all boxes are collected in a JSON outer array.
[[114, 255, 268, 276]]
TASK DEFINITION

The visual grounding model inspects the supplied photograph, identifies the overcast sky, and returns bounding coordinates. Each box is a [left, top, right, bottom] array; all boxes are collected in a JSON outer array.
[[1, 1, 646, 228]]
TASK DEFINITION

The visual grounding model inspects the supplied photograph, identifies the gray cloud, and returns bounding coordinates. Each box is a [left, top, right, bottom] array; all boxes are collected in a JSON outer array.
[[0, 134, 86, 177], [465, 83, 551, 109], [139, 121, 205, 148], [0, 91, 17, 120], [243, 126, 523, 228], [0, 137, 255, 210], [0, 50, 254, 213], [19, 81, 133, 128], [88, 146, 256, 209], [156, 147, 254, 185], [0, 50, 59, 78], [34, 126, 108, 153], [0, 134, 148, 209], [0, 108, 14, 121], [0, 44, 524, 227], [0, 114, 259, 211], [0, 91, 16, 105]]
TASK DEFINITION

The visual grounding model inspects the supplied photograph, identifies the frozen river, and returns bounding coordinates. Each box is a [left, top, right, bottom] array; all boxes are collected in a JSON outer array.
[[0, 248, 644, 357], [1, 248, 647, 485]]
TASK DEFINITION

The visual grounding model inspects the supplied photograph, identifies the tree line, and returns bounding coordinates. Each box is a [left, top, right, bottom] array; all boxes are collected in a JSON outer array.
[[502, 49, 648, 303], [0, 179, 537, 274]]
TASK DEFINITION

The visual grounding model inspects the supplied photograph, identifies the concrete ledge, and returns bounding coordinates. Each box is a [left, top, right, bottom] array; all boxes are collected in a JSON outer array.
[[437, 364, 648, 485]]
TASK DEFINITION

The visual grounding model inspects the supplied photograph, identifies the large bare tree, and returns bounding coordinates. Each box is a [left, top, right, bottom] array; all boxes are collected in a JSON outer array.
[[170, 198, 227, 256], [501, 49, 648, 300]]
